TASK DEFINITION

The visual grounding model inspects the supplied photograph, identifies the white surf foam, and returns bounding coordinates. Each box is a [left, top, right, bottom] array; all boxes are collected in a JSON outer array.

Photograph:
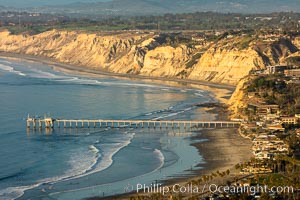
[[62, 132, 135, 181], [48, 147, 166, 199], [101, 82, 172, 90], [0, 145, 101, 200], [165, 113, 180, 117], [152, 110, 184, 120], [0, 64, 14, 72], [0, 60, 12, 64], [63, 146, 100, 179], [22, 67, 90, 83], [89, 144, 99, 154], [194, 92, 204, 97], [184, 107, 192, 111], [153, 149, 165, 170], [0, 184, 40, 200], [0, 64, 26, 76], [27, 68, 105, 86], [26, 68, 73, 80]]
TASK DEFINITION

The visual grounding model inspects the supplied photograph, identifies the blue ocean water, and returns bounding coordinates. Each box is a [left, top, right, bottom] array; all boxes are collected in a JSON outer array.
[[0, 57, 216, 200]]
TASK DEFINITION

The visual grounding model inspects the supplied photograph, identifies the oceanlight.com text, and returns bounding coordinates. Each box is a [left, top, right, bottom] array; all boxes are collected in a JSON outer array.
[[209, 184, 294, 195]]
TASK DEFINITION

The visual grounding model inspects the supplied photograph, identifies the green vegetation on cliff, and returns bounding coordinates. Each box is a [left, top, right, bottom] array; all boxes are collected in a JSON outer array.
[[246, 76, 300, 115]]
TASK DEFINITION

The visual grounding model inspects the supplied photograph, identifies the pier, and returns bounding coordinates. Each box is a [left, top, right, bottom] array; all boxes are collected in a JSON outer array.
[[26, 116, 241, 130]]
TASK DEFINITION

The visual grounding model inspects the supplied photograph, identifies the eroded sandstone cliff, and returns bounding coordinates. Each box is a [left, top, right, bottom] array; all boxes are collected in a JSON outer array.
[[228, 76, 250, 118], [0, 30, 299, 85]]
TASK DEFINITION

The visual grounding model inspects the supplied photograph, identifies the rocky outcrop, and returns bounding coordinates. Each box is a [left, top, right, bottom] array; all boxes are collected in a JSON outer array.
[[0, 30, 299, 85], [228, 76, 250, 118], [188, 37, 298, 85], [141, 45, 193, 77], [254, 38, 299, 65], [188, 48, 265, 85]]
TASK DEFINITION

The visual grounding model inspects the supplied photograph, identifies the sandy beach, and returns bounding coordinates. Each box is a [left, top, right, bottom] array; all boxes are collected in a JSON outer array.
[[192, 128, 252, 178]]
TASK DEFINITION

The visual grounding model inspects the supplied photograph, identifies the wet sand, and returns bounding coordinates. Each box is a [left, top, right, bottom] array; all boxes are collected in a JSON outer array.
[[192, 128, 252, 176]]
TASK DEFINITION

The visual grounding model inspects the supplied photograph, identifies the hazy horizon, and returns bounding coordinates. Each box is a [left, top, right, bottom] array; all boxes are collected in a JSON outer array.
[[0, 0, 111, 7], [1, 0, 300, 16]]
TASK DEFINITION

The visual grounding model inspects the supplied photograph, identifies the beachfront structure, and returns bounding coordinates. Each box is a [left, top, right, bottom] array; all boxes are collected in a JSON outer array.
[[265, 65, 288, 74], [241, 166, 272, 174], [247, 102, 280, 119], [252, 135, 289, 160], [284, 69, 300, 77], [26, 115, 241, 130], [281, 116, 299, 125], [265, 124, 285, 131]]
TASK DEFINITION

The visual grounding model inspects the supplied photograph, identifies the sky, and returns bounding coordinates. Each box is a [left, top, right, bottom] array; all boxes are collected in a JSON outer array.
[[0, 0, 111, 7]]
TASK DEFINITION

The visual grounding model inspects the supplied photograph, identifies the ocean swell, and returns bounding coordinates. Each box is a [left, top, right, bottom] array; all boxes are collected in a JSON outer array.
[[0, 132, 135, 200]]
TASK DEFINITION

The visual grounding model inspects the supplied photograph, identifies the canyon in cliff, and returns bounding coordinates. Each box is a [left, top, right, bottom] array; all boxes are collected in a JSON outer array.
[[0, 29, 299, 86]]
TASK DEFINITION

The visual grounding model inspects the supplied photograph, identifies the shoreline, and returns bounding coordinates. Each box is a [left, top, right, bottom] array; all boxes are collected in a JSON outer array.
[[88, 106, 252, 200], [89, 131, 252, 200], [0, 52, 234, 104], [0, 52, 252, 199]]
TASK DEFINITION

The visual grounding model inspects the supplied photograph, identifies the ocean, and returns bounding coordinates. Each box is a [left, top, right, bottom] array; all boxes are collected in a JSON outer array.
[[0, 56, 216, 200]]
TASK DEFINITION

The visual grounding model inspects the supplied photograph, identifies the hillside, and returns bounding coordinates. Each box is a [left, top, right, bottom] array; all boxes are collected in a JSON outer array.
[[0, 30, 299, 85]]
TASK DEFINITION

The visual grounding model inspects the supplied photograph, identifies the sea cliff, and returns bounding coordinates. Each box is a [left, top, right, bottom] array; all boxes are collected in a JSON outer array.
[[0, 30, 299, 86]]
